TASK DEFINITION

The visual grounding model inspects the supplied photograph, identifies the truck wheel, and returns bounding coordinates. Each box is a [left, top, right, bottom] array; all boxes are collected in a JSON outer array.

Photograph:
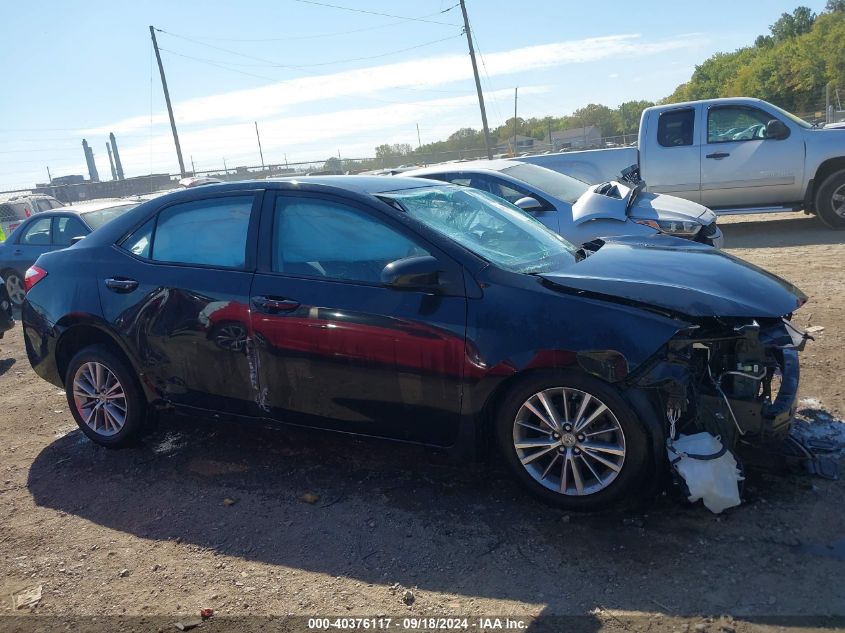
[[815, 169, 845, 229], [495, 370, 651, 511]]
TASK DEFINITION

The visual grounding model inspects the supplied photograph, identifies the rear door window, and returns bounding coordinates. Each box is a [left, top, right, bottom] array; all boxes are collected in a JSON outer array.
[[52, 216, 88, 246], [657, 109, 695, 147], [151, 196, 254, 268], [20, 217, 52, 245]]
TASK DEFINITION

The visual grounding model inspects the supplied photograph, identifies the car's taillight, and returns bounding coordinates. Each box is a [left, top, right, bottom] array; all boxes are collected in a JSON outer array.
[[24, 207, 31, 217], [24, 266, 47, 292]]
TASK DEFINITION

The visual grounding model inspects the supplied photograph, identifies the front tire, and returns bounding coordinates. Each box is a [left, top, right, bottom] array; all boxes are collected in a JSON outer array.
[[64, 345, 146, 448], [815, 169, 845, 229], [495, 370, 650, 511]]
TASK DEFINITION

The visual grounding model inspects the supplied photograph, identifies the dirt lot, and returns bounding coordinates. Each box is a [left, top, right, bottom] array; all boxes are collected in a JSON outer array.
[[0, 212, 843, 632]]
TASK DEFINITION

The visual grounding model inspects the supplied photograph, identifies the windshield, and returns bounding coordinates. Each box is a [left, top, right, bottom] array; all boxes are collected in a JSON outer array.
[[82, 204, 139, 230], [767, 103, 813, 129], [381, 186, 577, 274], [502, 163, 590, 204]]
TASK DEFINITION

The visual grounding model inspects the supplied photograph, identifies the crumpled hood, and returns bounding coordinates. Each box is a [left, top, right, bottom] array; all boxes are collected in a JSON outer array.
[[629, 191, 715, 224], [541, 235, 806, 318], [572, 181, 715, 225]]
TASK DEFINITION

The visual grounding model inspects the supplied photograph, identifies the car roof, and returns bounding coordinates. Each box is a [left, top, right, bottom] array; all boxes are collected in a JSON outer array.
[[402, 159, 522, 177], [264, 175, 446, 194], [60, 198, 144, 214]]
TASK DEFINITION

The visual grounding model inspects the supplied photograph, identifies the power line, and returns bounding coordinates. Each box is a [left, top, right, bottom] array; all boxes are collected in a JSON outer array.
[[158, 29, 461, 71], [167, 6, 460, 42], [290, 0, 460, 26]]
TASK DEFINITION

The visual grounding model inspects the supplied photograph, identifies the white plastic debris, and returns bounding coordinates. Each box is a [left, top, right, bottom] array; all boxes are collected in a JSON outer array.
[[667, 432, 743, 514]]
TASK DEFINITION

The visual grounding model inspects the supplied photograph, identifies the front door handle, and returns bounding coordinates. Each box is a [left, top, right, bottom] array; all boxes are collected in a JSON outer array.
[[13, 249, 22, 255], [105, 278, 139, 293], [252, 296, 300, 313], [705, 152, 730, 159]]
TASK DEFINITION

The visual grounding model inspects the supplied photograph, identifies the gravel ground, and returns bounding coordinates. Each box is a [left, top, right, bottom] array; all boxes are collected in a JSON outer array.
[[0, 212, 843, 632]]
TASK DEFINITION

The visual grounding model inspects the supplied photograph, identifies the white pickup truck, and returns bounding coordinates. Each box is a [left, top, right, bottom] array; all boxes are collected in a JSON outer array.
[[522, 97, 845, 228]]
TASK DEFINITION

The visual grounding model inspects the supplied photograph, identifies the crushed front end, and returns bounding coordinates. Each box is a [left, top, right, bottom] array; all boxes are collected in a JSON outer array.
[[634, 316, 809, 454]]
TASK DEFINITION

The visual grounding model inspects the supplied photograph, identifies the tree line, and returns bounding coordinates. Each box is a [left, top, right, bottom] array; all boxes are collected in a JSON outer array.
[[326, 1, 845, 171]]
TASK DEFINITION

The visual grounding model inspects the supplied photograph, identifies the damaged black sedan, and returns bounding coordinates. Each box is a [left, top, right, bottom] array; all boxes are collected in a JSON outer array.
[[21, 177, 808, 510]]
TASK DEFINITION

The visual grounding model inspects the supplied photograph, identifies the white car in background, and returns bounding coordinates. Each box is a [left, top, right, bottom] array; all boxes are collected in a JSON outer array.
[[0, 194, 64, 240], [403, 160, 723, 248]]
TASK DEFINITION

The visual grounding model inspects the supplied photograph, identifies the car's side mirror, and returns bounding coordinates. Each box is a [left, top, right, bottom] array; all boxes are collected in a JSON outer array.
[[70, 235, 86, 245], [381, 255, 441, 290], [766, 119, 790, 140], [514, 196, 544, 212]]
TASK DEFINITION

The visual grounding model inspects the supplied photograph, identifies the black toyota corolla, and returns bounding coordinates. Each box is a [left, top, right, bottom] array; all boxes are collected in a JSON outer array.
[[21, 177, 807, 510]]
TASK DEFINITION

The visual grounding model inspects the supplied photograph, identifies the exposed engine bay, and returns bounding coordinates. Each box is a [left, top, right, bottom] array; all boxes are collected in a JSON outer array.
[[635, 316, 808, 453]]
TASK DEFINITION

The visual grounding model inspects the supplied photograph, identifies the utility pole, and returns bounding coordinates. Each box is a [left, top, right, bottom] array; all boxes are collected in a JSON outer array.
[[547, 117, 553, 151], [416, 123, 422, 150], [254, 121, 265, 171], [459, 0, 493, 160], [191, 155, 196, 175], [511, 86, 518, 156], [223, 157, 228, 173], [46, 166, 52, 184], [150, 25, 186, 177], [826, 82, 832, 125]]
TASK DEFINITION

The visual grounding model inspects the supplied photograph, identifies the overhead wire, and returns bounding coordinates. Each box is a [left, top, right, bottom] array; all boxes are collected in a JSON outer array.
[[289, 0, 460, 27], [158, 33, 462, 71], [167, 4, 460, 42]]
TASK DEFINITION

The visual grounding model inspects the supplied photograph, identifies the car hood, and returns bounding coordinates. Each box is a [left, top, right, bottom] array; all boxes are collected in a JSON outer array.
[[629, 191, 715, 224], [540, 235, 806, 318], [571, 182, 715, 225]]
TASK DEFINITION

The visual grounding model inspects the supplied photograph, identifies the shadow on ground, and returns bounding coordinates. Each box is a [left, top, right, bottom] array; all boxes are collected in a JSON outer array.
[[26, 414, 844, 620], [721, 215, 845, 249]]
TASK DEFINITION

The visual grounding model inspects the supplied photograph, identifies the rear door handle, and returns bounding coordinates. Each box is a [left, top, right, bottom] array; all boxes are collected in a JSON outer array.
[[13, 249, 22, 255], [705, 152, 730, 159], [252, 295, 300, 313], [105, 278, 138, 293]]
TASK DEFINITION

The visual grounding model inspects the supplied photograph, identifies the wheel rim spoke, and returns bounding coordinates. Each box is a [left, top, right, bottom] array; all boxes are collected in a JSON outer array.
[[575, 403, 608, 433], [517, 420, 551, 435], [72, 361, 127, 437], [513, 386, 625, 497], [582, 448, 623, 473], [568, 450, 585, 495], [523, 400, 557, 433], [519, 443, 558, 466], [536, 391, 562, 430], [580, 441, 625, 456], [540, 453, 560, 481]]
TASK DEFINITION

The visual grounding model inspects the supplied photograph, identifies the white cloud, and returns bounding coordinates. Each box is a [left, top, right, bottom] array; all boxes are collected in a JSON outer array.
[[115, 86, 551, 174]]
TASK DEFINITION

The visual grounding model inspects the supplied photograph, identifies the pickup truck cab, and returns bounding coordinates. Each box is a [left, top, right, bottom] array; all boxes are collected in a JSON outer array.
[[523, 98, 845, 228]]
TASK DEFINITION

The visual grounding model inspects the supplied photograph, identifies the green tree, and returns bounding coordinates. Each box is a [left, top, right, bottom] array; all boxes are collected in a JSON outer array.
[[322, 156, 342, 172], [617, 100, 655, 134], [769, 6, 817, 41]]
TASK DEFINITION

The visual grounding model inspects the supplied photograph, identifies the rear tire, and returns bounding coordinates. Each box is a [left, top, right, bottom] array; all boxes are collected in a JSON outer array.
[[815, 169, 845, 229], [64, 345, 146, 448], [495, 370, 651, 511], [3, 270, 25, 307]]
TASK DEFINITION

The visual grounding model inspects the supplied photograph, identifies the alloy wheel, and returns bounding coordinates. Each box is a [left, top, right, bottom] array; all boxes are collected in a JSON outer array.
[[72, 361, 127, 436], [213, 323, 247, 351], [5, 273, 25, 306], [832, 183, 845, 219], [512, 387, 626, 496]]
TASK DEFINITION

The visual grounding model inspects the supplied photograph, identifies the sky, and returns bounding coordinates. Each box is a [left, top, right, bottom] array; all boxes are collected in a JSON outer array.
[[0, 0, 829, 190]]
